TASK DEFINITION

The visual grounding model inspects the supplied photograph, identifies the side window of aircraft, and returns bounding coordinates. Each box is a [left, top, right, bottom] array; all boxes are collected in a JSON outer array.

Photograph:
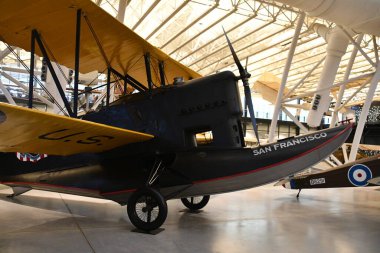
[[185, 128, 214, 148]]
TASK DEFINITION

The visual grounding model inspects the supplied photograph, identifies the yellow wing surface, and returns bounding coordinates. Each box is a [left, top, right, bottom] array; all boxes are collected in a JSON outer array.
[[0, 103, 153, 156], [0, 0, 201, 89]]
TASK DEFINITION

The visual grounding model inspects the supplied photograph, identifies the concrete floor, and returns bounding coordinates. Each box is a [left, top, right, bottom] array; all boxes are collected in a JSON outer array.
[[0, 184, 379, 253]]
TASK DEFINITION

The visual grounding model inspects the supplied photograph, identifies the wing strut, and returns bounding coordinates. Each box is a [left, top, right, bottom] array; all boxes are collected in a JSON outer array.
[[144, 53, 154, 91], [83, 13, 147, 95], [73, 9, 82, 117], [159, 61, 166, 87], [33, 30, 75, 117], [1, 42, 67, 115], [28, 29, 35, 109]]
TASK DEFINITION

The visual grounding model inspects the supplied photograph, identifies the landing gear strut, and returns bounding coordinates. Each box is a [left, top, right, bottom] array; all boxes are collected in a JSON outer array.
[[181, 195, 210, 211], [296, 189, 302, 198], [127, 188, 167, 232]]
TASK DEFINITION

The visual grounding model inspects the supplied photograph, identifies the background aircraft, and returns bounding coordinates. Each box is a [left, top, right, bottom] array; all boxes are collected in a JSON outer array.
[[277, 155, 380, 198]]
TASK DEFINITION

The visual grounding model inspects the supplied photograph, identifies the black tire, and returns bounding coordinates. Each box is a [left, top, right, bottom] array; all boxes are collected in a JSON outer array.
[[181, 195, 210, 210], [127, 188, 167, 231]]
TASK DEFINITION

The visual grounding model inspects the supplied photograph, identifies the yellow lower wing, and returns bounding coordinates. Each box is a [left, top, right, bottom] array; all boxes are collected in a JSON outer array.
[[0, 103, 154, 155]]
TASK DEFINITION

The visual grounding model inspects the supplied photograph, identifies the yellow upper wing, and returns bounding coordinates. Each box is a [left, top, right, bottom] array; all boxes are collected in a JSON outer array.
[[0, 0, 201, 89], [0, 103, 154, 155]]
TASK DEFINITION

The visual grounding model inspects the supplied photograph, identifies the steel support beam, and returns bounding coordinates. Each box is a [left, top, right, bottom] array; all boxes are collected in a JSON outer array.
[[349, 63, 380, 162], [214, 28, 304, 75], [0, 47, 15, 61], [146, 0, 191, 40], [179, 14, 259, 62], [283, 72, 374, 103], [116, 0, 128, 22], [91, 82, 117, 111], [282, 107, 308, 133], [190, 22, 283, 69], [173, 6, 246, 57], [0, 66, 41, 75], [0, 71, 54, 107], [268, 12, 305, 142], [285, 49, 375, 84], [243, 35, 322, 74], [161, 1, 219, 50], [373, 35, 379, 66], [330, 154, 343, 166], [283, 56, 325, 99], [0, 80, 16, 105], [342, 143, 349, 163], [330, 34, 364, 127], [335, 79, 370, 111], [132, 0, 160, 30], [339, 26, 376, 68], [251, 43, 326, 79], [324, 159, 336, 168]]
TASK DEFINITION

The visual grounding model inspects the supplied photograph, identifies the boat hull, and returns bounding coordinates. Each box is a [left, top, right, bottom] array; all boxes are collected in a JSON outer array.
[[168, 123, 353, 198], [0, 124, 352, 204]]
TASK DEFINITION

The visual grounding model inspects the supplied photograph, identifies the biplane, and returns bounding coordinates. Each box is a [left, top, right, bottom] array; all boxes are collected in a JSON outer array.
[[0, 0, 353, 232], [277, 155, 380, 198]]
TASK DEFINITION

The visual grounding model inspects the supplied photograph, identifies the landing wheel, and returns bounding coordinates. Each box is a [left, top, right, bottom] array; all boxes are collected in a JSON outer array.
[[181, 195, 210, 210], [127, 188, 167, 231]]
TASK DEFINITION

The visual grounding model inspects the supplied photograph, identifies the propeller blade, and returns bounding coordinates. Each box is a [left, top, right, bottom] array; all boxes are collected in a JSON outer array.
[[222, 27, 248, 80], [243, 98, 248, 136], [244, 86, 261, 145], [223, 28, 260, 145]]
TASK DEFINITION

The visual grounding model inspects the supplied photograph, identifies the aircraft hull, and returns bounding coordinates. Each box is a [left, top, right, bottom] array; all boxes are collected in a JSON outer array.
[[163, 123, 353, 198], [0, 124, 352, 204]]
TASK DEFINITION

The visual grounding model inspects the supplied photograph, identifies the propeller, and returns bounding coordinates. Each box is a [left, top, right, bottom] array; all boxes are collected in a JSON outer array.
[[223, 28, 260, 145]]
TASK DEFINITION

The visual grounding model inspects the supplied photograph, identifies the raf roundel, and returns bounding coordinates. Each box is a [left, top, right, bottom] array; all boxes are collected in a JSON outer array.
[[347, 164, 372, 187]]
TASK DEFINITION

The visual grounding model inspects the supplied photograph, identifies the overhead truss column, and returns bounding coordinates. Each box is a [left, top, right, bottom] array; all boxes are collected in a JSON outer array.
[[349, 62, 380, 162], [0, 80, 16, 105], [268, 12, 305, 142], [330, 33, 364, 127], [116, 0, 129, 22]]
